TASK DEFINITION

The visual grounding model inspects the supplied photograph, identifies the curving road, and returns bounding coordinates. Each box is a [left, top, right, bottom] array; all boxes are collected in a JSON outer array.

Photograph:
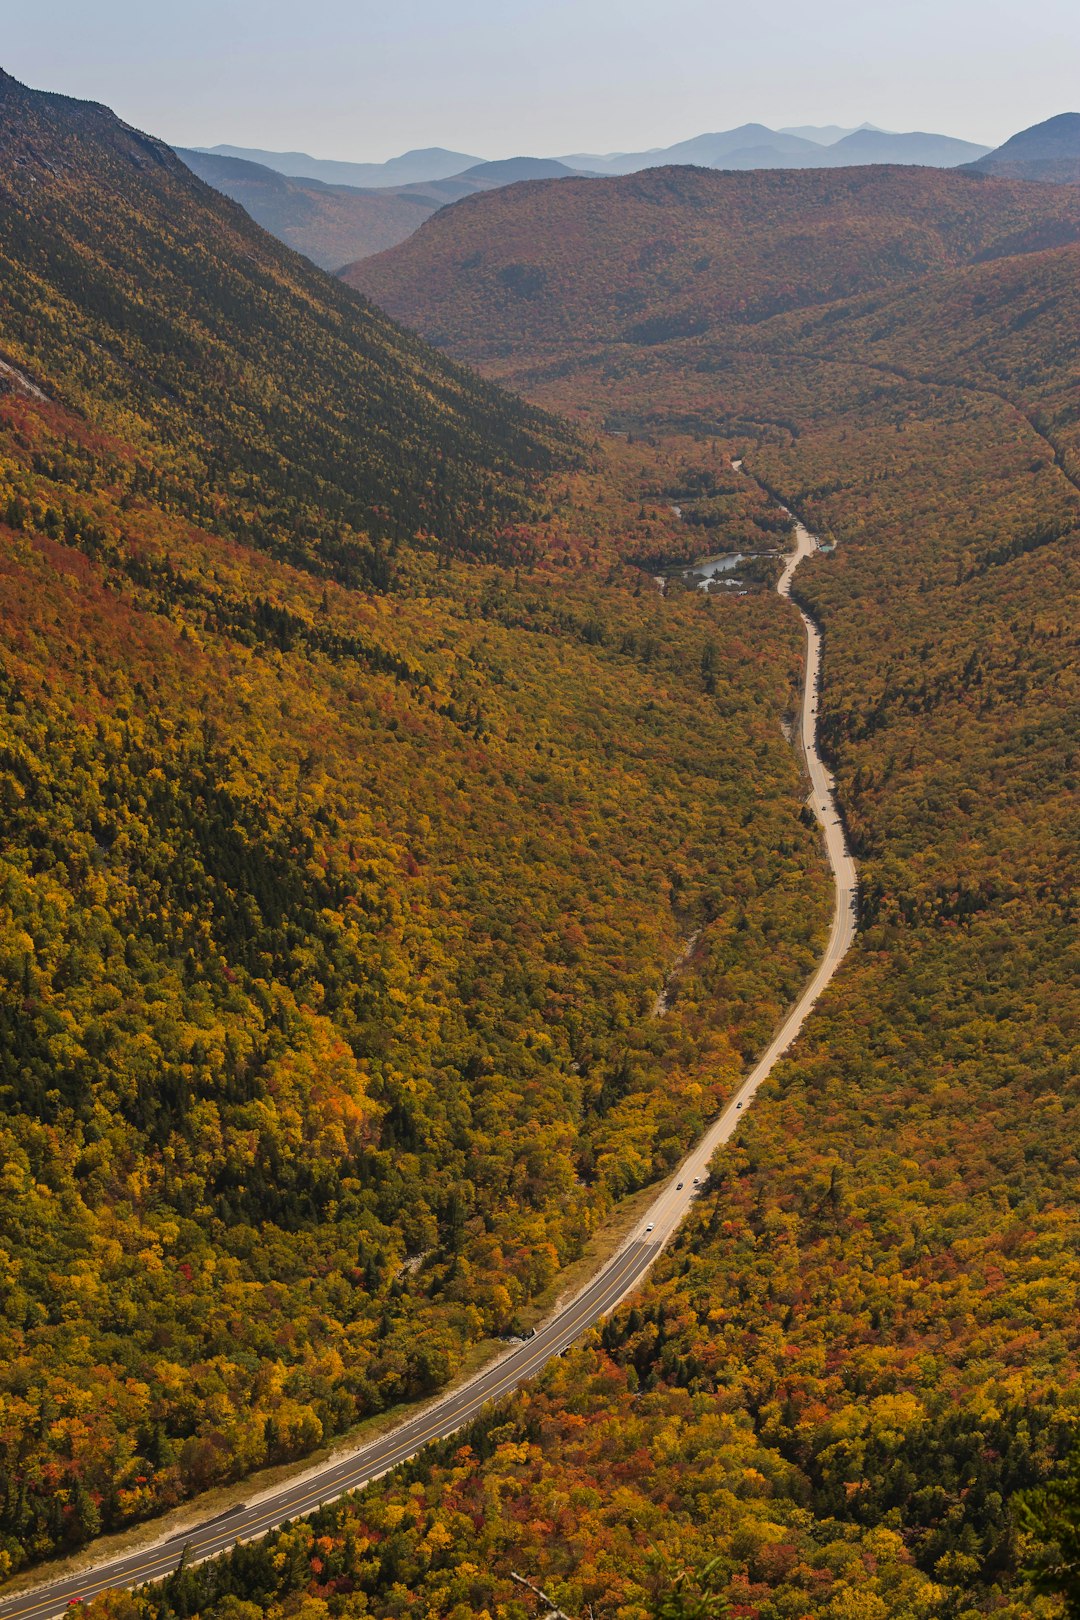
[[0, 491, 857, 1620]]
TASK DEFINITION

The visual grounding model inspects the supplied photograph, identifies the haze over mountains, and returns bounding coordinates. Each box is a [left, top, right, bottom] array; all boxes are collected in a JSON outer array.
[[179, 115, 1080, 277], [3, 45, 1080, 1620], [558, 122, 989, 174], [202, 119, 990, 194], [198, 143, 483, 188], [178, 147, 589, 269], [179, 116, 999, 271]]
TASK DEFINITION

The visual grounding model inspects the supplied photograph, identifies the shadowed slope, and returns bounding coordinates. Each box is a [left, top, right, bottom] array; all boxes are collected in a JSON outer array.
[[0, 68, 573, 581]]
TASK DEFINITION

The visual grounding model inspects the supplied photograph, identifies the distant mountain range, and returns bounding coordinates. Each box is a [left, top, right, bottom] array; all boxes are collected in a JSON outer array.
[[178, 149, 591, 269], [182, 116, 1080, 276], [558, 123, 989, 174], [195, 143, 482, 188], [205, 122, 991, 196], [967, 112, 1080, 184], [181, 121, 992, 273]]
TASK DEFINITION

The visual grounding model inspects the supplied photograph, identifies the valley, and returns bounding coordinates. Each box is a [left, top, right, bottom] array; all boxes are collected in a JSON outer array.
[[0, 38, 1078, 1620], [184, 125, 1079, 1620], [0, 488, 856, 1619], [0, 66, 834, 1592]]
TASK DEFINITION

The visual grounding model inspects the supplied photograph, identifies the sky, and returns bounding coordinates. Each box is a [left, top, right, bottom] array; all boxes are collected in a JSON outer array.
[[5, 0, 1080, 161]]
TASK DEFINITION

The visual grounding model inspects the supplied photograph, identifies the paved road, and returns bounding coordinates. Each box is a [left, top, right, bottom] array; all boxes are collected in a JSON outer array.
[[0, 494, 856, 1620]]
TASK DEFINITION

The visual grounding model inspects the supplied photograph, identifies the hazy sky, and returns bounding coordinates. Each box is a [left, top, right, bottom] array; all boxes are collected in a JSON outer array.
[[6, 0, 1080, 160]]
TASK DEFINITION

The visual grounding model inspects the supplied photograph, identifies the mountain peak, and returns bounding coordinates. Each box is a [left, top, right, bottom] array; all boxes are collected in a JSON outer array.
[[197, 143, 484, 189], [970, 112, 1080, 183]]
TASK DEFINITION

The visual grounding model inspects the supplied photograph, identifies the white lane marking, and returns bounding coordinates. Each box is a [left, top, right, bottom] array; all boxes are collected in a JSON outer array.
[[2, 483, 855, 1620]]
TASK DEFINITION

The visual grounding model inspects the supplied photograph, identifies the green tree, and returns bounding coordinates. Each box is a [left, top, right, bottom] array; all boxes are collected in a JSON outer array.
[[1020, 1444, 1080, 1615]]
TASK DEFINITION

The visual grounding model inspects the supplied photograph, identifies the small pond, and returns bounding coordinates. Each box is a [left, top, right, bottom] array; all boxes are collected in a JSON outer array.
[[658, 552, 748, 592]]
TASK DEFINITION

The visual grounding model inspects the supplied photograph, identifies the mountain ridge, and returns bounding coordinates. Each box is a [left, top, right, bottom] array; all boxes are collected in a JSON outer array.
[[196, 142, 483, 188], [345, 162, 1080, 364], [968, 110, 1080, 183], [0, 65, 575, 577], [177, 149, 594, 270], [201, 119, 991, 193], [565, 122, 992, 173], [180, 120, 994, 272]]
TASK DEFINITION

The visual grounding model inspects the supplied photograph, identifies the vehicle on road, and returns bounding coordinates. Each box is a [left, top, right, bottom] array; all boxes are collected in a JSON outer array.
[[676, 1182, 683, 1190], [1, 499, 859, 1620]]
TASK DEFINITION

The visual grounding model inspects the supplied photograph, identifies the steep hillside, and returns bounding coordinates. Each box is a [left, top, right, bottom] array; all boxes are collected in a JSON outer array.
[[0, 70, 834, 1576], [345, 164, 1080, 364], [969, 111, 1080, 184], [0, 68, 573, 585]]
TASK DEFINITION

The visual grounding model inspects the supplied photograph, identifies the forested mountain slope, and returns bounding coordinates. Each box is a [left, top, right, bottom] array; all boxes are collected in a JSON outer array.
[[0, 67, 572, 586], [204, 160, 1080, 1617], [345, 163, 1080, 364], [0, 72, 833, 1576]]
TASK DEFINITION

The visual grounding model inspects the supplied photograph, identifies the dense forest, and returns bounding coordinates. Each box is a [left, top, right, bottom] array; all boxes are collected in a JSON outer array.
[[0, 67, 575, 587], [346, 162, 1080, 369], [2, 58, 1080, 1620], [129, 154, 1080, 1618], [0, 73, 835, 1577]]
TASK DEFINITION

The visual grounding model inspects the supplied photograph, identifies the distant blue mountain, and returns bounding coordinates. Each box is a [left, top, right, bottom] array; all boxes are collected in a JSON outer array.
[[559, 122, 987, 174], [196, 145, 483, 189], [967, 113, 1080, 184]]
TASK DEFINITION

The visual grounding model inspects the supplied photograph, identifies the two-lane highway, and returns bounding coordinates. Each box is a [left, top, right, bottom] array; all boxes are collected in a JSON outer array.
[[0, 1237, 665, 1620], [0, 483, 856, 1620]]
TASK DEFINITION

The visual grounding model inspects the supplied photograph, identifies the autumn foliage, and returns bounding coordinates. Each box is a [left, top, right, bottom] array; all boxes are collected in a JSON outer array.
[[0, 72, 832, 1576]]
